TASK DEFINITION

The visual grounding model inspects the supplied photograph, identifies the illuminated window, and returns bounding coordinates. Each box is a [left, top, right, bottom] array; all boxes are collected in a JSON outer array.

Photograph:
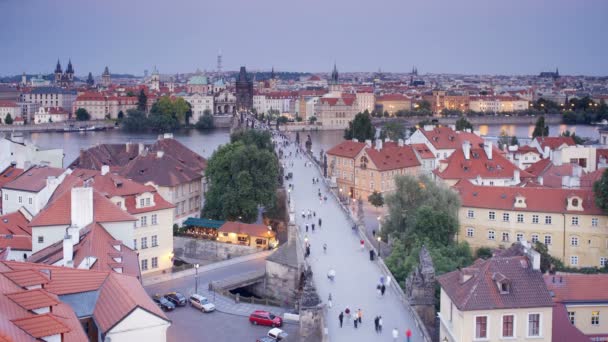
[[592, 312, 599, 326]]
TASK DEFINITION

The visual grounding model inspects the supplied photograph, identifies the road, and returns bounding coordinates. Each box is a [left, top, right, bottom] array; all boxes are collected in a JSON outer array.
[[281, 138, 424, 342], [145, 256, 299, 342]]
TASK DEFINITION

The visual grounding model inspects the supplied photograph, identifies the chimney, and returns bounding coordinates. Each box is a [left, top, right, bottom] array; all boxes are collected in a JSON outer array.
[[125, 142, 131, 153], [101, 165, 109, 176], [397, 139, 404, 147], [543, 146, 550, 159], [423, 125, 434, 131], [365, 139, 372, 148], [513, 169, 520, 184], [463, 140, 471, 160], [157, 150, 164, 158], [163, 133, 173, 139], [138, 143, 145, 155], [352, 138, 359, 143], [484, 141, 493, 160], [63, 233, 74, 268], [375, 139, 383, 151], [71, 187, 93, 228], [538, 176, 544, 185]]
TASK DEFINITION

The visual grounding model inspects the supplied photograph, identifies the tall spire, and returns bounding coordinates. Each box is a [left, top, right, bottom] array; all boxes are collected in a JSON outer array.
[[55, 59, 62, 73], [331, 63, 339, 84], [271, 66, 275, 80], [217, 49, 223, 74], [66, 59, 74, 73]]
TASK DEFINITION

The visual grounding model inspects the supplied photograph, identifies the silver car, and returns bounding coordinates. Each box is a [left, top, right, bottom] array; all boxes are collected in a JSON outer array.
[[189, 294, 216, 312]]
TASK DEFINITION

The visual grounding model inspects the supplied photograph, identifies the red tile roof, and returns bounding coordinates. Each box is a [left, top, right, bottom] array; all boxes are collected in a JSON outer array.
[[376, 94, 409, 102], [119, 151, 202, 187], [219, 221, 275, 238], [438, 251, 553, 311], [2, 269, 49, 288], [454, 180, 603, 215], [2, 166, 64, 193], [326, 141, 366, 159], [0, 166, 24, 190], [0, 211, 32, 251], [6, 289, 59, 310], [364, 145, 420, 171], [525, 158, 552, 176], [544, 273, 608, 303], [11, 314, 70, 338], [419, 126, 484, 150], [411, 143, 435, 159], [0, 101, 18, 108], [534, 136, 576, 150]]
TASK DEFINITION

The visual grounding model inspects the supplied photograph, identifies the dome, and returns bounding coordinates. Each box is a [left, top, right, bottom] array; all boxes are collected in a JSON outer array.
[[213, 78, 225, 87], [188, 75, 208, 85]]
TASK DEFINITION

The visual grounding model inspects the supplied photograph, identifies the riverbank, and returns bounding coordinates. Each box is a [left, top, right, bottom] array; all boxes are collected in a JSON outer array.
[[0, 120, 116, 133], [371, 114, 563, 126]]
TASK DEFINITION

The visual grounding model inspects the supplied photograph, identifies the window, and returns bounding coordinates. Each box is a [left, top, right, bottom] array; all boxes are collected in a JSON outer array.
[[601, 257, 607, 268], [592, 218, 599, 227], [467, 210, 475, 219], [140, 216, 147, 227], [568, 311, 575, 325], [475, 316, 488, 339], [570, 256, 578, 266], [516, 233, 524, 242], [517, 214, 524, 223], [502, 315, 514, 338], [528, 313, 540, 337], [531, 234, 539, 243], [133, 239, 137, 250], [488, 230, 495, 240], [37, 236, 43, 243], [140, 198, 145, 207], [116, 201, 122, 208], [141, 259, 148, 271], [592, 311, 600, 326], [255, 238, 267, 245], [571, 216, 579, 226], [489, 211, 496, 220], [152, 235, 158, 247], [571, 236, 579, 246], [544, 235, 552, 245], [502, 213, 510, 222], [545, 216, 552, 225], [532, 215, 539, 224], [3, 194, 7, 201], [502, 232, 509, 242], [28, 197, 32, 205], [151, 257, 158, 269], [145, 197, 151, 206], [18, 196, 22, 204], [151, 214, 158, 225], [141, 237, 148, 249], [467, 228, 474, 238]]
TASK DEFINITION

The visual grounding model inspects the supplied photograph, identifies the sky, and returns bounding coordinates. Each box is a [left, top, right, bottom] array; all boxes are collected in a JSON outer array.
[[1, 0, 607, 76]]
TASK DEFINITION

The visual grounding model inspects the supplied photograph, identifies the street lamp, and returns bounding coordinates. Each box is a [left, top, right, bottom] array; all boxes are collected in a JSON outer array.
[[288, 188, 291, 203], [194, 263, 200, 294], [377, 236, 381, 258]]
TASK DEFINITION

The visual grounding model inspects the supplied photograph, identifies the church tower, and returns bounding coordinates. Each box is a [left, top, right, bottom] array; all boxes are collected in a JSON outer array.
[[102, 66, 111, 87], [21, 72, 27, 86], [54, 60, 63, 83], [328, 63, 342, 95], [66, 59, 74, 82], [150, 66, 160, 91]]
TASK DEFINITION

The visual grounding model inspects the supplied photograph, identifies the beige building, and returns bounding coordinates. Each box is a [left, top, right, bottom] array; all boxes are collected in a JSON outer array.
[[455, 180, 608, 268], [327, 139, 421, 200], [34, 106, 69, 123], [314, 95, 359, 130], [375, 94, 411, 115], [73, 93, 138, 120], [355, 89, 375, 114], [469, 96, 529, 113], [438, 243, 554, 342], [0, 100, 21, 122], [216, 221, 277, 249]]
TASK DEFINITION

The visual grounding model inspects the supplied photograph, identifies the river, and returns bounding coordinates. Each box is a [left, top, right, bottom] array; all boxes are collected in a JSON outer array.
[[21, 123, 602, 167]]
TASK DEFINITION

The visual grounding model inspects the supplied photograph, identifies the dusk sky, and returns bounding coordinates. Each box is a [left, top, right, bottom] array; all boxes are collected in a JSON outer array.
[[1, 0, 607, 76]]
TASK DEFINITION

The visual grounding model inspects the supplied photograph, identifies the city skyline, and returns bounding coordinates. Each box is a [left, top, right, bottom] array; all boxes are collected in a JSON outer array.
[[1, 0, 608, 76]]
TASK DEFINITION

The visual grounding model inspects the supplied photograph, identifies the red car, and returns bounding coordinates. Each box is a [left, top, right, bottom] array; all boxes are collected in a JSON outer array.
[[249, 310, 283, 327]]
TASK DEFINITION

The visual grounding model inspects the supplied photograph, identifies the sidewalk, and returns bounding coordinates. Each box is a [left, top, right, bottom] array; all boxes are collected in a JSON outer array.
[[142, 250, 273, 286]]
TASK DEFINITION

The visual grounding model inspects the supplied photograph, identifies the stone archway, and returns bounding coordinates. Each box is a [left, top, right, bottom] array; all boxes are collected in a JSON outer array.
[[224, 105, 229, 113]]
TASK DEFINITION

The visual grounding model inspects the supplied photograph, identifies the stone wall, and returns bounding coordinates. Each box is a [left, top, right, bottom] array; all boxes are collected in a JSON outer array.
[[252, 260, 300, 306], [212, 114, 233, 128], [173, 236, 261, 263]]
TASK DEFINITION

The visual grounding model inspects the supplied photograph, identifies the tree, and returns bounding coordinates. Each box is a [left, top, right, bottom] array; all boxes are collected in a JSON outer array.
[[368, 191, 384, 210], [411, 205, 459, 247], [497, 129, 511, 148], [344, 111, 375, 141], [533, 241, 563, 273], [594, 168, 608, 212], [195, 110, 215, 130], [382, 121, 405, 141], [532, 115, 549, 138], [230, 129, 274, 152], [4, 114, 13, 125], [510, 135, 519, 146], [137, 89, 147, 112], [277, 115, 289, 125], [126, 90, 135, 97], [117, 110, 124, 121], [308, 116, 317, 124], [476, 247, 493, 260], [121, 109, 148, 132], [75, 108, 91, 121], [202, 139, 279, 223], [561, 130, 584, 145], [455, 117, 473, 131]]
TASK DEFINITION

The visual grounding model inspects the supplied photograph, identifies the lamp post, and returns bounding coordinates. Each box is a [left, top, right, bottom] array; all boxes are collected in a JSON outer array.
[[288, 188, 291, 203], [194, 263, 199, 294], [377, 236, 381, 258]]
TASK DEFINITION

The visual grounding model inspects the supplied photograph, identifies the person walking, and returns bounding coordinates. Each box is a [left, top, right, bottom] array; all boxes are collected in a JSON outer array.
[[319, 218, 322, 227], [312, 223, 315, 232], [357, 309, 362, 324], [360, 239, 365, 251], [378, 316, 383, 332], [377, 285, 382, 297], [338, 311, 344, 328], [353, 316, 358, 328], [392, 328, 398, 341], [328, 293, 333, 308], [381, 284, 386, 296], [306, 224, 309, 232], [374, 316, 380, 332]]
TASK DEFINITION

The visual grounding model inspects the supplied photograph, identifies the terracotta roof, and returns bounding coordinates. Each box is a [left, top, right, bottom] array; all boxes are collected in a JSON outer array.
[[219, 221, 275, 238], [551, 303, 589, 342], [419, 126, 484, 150], [326, 140, 366, 159], [29, 188, 135, 227], [516, 145, 541, 154], [364, 145, 421, 171], [580, 168, 605, 189], [454, 180, 603, 215], [525, 158, 552, 176], [2, 269, 49, 288], [0, 101, 18, 108], [2, 166, 64, 192], [544, 273, 608, 303], [438, 253, 553, 311], [6, 289, 59, 310], [28, 222, 140, 277], [411, 143, 435, 159], [319, 96, 356, 106], [11, 314, 70, 338], [534, 136, 576, 150], [119, 151, 202, 187], [0, 166, 24, 190], [376, 94, 409, 102], [0, 211, 32, 251]]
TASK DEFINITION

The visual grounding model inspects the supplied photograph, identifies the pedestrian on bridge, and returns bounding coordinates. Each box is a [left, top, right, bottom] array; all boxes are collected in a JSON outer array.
[[392, 328, 399, 341], [338, 311, 344, 328], [318, 218, 322, 227]]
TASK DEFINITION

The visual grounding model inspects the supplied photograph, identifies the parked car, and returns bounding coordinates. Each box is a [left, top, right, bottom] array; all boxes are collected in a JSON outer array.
[[189, 294, 215, 312], [249, 310, 283, 327], [268, 328, 288, 341], [152, 294, 176, 311], [165, 292, 187, 306]]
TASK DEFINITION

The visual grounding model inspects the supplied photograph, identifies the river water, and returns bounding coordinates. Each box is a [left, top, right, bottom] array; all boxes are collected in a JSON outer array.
[[21, 123, 602, 167]]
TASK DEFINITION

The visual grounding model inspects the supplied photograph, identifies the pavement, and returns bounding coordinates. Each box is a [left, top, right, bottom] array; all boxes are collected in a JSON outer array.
[[281, 137, 425, 342], [145, 254, 299, 341]]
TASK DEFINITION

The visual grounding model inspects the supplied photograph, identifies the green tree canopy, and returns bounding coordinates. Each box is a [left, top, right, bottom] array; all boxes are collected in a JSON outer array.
[[344, 110, 375, 141], [230, 129, 274, 152], [121, 109, 148, 132], [532, 115, 549, 138], [202, 140, 279, 223], [455, 117, 473, 131], [195, 110, 215, 130], [381, 121, 405, 141], [75, 108, 91, 121], [594, 168, 608, 213], [368, 191, 384, 209], [117, 110, 124, 121], [561, 130, 584, 145], [4, 114, 13, 125], [137, 89, 147, 112], [277, 115, 289, 125]]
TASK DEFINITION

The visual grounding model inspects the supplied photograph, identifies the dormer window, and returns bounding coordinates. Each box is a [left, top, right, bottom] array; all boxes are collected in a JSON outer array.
[[500, 282, 510, 294], [567, 196, 584, 211]]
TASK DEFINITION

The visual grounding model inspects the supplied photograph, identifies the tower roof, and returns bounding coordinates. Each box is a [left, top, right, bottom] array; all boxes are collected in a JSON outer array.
[[55, 60, 62, 74], [330, 63, 339, 84], [102, 66, 110, 76], [238, 66, 249, 82], [66, 59, 74, 74]]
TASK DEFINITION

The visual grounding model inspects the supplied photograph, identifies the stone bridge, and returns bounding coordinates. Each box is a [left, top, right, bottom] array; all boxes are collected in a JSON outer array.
[[209, 269, 266, 291]]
